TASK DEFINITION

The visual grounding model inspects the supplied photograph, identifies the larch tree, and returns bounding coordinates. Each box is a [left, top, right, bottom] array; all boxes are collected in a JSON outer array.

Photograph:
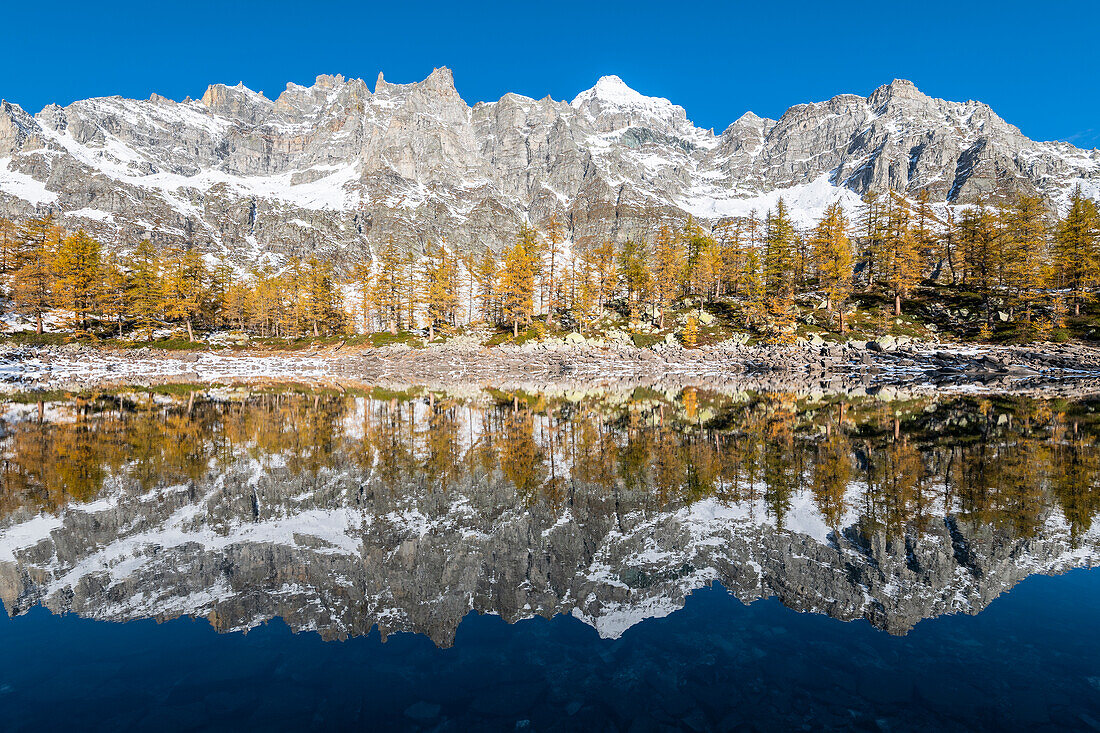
[[101, 251, 130, 338], [1000, 193, 1049, 325], [11, 215, 62, 334], [474, 247, 498, 324], [424, 242, 459, 340], [763, 201, 798, 341], [161, 243, 207, 342], [812, 202, 853, 332], [859, 191, 885, 290], [0, 217, 18, 274], [501, 225, 536, 337], [699, 236, 724, 303], [881, 194, 923, 316], [128, 238, 162, 340], [349, 249, 373, 333], [618, 238, 650, 324], [574, 244, 599, 326], [651, 224, 685, 329], [1053, 186, 1100, 317], [957, 201, 1001, 328], [304, 256, 341, 336], [52, 229, 103, 331], [225, 277, 252, 332], [592, 239, 616, 316], [544, 215, 566, 326], [372, 239, 404, 334]]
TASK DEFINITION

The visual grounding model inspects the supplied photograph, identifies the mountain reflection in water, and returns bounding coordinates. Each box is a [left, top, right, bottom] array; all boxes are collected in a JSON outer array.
[[1, 386, 1097, 649]]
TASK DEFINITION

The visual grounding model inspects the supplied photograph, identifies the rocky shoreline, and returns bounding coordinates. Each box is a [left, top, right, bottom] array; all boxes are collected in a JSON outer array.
[[2, 339, 1100, 397]]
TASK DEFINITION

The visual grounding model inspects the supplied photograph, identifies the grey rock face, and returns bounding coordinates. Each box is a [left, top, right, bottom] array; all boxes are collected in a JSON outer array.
[[0, 71, 1097, 267]]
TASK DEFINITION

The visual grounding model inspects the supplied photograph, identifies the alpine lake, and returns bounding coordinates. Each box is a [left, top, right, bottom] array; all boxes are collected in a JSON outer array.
[[1, 384, 1098, 731]]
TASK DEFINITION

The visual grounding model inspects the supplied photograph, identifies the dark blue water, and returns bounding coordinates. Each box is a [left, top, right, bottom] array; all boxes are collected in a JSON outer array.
[[3, 570, 1099, 732]]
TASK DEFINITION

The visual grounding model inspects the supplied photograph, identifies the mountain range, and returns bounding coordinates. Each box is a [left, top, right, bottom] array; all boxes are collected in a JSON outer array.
[[1, 68, 1098, 265]]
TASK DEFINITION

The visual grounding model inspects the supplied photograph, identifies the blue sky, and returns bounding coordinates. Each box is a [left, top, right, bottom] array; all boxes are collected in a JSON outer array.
[[3, 0, 1097, 147]]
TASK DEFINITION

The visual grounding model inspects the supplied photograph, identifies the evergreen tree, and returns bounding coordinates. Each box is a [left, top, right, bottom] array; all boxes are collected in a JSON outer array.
[[742, 249, 765, 325], [913, 189, 942, 280], [859, 191, 885, 290], [402, 249, 420, 333], [207, 256, 234, 330], [713, 219, 744, 298]]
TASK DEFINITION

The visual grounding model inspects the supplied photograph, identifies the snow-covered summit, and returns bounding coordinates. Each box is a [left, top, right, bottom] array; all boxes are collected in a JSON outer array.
[[570, 74, 701, 139]]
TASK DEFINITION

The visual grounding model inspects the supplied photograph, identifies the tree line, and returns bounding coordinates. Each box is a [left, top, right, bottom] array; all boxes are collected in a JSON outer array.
[[1, 186, 1097, 341]]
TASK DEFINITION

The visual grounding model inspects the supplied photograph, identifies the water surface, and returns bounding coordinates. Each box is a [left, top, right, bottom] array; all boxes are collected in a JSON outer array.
[[1, 386, 1098, 730]]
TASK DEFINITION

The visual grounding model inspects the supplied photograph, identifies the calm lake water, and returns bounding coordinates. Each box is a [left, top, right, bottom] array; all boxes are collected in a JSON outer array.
[[0, 387, 1098, 731]]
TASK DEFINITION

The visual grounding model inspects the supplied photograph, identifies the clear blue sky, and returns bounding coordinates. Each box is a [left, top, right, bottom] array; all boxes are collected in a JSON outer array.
[[3, 0, 1098, 148]]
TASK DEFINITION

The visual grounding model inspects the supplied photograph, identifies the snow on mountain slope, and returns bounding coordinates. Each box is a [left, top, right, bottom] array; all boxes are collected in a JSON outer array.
[[0, 69, 1097, 266]]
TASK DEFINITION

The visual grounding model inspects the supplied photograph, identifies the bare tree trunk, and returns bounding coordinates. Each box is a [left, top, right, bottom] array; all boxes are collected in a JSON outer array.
[[186, 318, 194, 342], [894, 293, 902, 317]]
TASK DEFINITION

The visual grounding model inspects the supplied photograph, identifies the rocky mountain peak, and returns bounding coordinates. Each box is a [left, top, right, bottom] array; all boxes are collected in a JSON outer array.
[[722, 111, 773, 136], [570, 75, 693, 137], [0, 101, 39, 156], [314, 73, 346, 90], [200, 82, 273, 124], [421, 66, 457, 93], [865, 78, 954, 120], [374, 67, 461, 101]]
